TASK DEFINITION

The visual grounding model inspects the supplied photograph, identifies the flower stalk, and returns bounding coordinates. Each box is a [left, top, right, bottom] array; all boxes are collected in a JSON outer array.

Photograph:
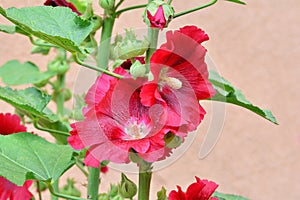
[[87, 5, 118, 200], [174, 0, 218, 18], [138, 161, 152, 200]]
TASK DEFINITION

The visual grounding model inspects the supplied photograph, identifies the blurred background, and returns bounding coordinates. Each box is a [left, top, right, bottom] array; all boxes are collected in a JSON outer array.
[[0, 0, 299, 199]]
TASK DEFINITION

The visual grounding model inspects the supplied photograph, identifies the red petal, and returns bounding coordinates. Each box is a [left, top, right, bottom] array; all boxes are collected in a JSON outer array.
[[0, 177, 33, 200], [0, 113, 27, 135]]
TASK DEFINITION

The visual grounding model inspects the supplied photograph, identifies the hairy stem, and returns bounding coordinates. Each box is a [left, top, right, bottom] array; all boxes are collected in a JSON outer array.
[[138, 161, 152, 200], [174, 0, 218, 18], [115, 4, 147, 16], [87, 167, 100, 199]]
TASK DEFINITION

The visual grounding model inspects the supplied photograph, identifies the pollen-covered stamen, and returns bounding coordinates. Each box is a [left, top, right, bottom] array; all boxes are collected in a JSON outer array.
[[124, 120, 149, 140], [159, 67, 183, 90]]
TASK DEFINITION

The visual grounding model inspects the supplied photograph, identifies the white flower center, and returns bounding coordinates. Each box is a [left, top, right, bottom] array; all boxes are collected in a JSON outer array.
[[124, 120, 149, 140]]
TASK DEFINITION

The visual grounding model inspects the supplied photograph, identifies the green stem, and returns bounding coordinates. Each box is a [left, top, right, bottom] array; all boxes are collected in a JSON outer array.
[[87, 167, 100, 200], [29, 36, 57, 48], [96, 13, 115, 69], [115, 0, 125, 10], [115, 4, 147, 16], [73, 53, 122, 79], [167, 0, 173, 4], [145, 28, 159, 73], [55, 74, 65, 116], [48, 183, 87, 200], [76, 159, 89, 177], [86, 8, 117, 200], [33, 120, 70, 136], [174, 0, 218, 18], [138, 162, 152, 200], [36, 181, 43, 200]]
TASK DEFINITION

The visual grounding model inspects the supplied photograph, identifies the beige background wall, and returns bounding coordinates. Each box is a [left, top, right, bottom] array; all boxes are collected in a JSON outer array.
[[0, 0, 299, 199]]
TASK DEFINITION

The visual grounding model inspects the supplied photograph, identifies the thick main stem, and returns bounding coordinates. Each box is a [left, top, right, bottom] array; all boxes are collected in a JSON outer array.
[[145, 28, 159, 67], [96, 13, 115, 69], [138, 162, 152, 200], [87, 10, 116, 200], [87, 167, 100, 199]]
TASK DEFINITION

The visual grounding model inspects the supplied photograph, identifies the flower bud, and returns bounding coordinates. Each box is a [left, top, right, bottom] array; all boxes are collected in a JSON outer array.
[[113, 29, 149, 60], [99, 0, 115, 11], [119, 173, 137, 199], [143, 0, 174, 29], [130, 60, 146, 79], [47, 60, 70, 75]]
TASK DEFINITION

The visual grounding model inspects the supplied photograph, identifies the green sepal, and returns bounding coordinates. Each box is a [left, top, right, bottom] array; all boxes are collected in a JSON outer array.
[[208, 70, 278, 124], [0, 132, 75, 186], [157, 186, 167, 200]]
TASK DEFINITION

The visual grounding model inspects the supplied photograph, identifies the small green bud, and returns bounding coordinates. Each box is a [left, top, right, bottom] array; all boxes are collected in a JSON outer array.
[[164, 132, 182, 148], [47, 60, 69, 75], [113, 29, 149, 60], [109, 184, 119, 198], [99, 0, 115, 11], [64, 88, 72, 101], [130, 60, 146, 79], [119, 173, 137, 199]]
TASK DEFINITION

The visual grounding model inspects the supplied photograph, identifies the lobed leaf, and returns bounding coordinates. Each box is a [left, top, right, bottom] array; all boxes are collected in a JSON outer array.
[[0, 6, 94, 53], [0, 132, 74, 186], [0, 60, 55, 86], [208, 70, 278, 124]]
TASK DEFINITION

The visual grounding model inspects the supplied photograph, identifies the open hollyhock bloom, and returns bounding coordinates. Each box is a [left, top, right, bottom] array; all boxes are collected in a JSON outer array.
[[0, 113, 33, 200], [69, 68, 176, 166], [68, 26, 216, 167], [168, 177, 218, 200]]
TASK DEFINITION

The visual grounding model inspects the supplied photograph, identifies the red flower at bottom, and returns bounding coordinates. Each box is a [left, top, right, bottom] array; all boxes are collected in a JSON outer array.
[[0, 177, 33, 200], [0, 113, 33, 200], [169, 177, 218, 200]]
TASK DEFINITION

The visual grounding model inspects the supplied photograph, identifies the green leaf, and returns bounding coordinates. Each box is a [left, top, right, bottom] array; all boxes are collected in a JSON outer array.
[[0, 6, 94, 53], [224, 0, 246, 5], [0, 87, 51, 116], [209, 70, 278, 124], [67, 0, 93, 14], [0, 132, 74, 186], [0, 60, 55, 85], [0, 24, 15, 34], [213, 191, 249, 200]]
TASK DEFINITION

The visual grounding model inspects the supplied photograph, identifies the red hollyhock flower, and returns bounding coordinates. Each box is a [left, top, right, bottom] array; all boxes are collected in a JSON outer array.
[[0, 113, 26, 135], [169, 177, 218, 200], [68, 68, 174, 166], [44, 0, 81, 15], [0, 177, 33, 200], [147, 5, 166, 29], [140, 26, 215, 133], [0, 113, 33, 200]]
